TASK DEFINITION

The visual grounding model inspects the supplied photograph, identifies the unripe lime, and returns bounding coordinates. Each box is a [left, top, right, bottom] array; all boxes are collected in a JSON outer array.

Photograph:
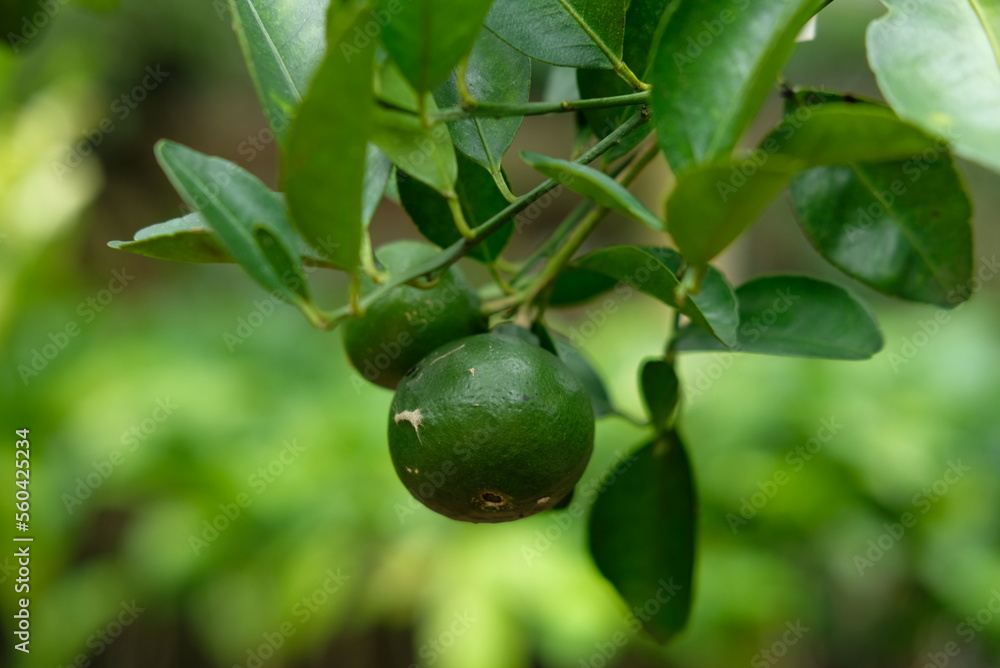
[[342, 241, 485, 390], [388, 332, 595, 523]]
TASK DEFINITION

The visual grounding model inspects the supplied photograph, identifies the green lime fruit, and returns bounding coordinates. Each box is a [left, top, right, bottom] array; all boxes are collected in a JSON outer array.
[[343, 240, 486, 390], [388, 332, 595, 523]]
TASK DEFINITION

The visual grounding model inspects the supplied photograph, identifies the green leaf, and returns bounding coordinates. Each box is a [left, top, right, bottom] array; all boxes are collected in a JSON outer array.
[[767, 102, 945, 166], [373, 107, 458, 196], [284, 1, 376, 272], [574, 246, 738, 346], [677, 275, 884, 360], [396, 152, 512, 263], [362, 144, 392, 227], [549, 268, 619, 307], [867, 0, 1000, 174], [108, 214, 233, 264], [377, 0, 496, 95], [520, 151, 664, 231], [791, 159, 973, 308], [576, 0, 673, 155], [485, 0, 627, 68], [589, 431, 696, 642], [253, 227, 308, 300], [154, 141, 309, 303], [555, 338, 616, 418], [648, 0, 823, 173], [666, 156, 799, 266], [640, 359, 679, 434], [433, 29, 531, 173], [228, 0, 329, 146]]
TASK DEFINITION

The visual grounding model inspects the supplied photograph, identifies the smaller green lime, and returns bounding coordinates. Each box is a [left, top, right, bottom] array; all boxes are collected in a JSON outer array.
[[343, 241, 486, 390], [388, 332, 595, 523]]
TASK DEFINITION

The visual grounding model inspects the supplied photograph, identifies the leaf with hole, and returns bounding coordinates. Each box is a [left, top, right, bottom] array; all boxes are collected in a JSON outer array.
[[676, 275, 884, 360]]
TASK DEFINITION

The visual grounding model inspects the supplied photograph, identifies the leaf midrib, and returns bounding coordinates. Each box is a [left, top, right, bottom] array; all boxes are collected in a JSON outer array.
[[848, 161, 948, 291], [242, 0, 303, 104], [967, 0, 1000, 70]]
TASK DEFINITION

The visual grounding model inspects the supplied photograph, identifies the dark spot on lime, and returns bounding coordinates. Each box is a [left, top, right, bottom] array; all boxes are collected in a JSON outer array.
[[522, 394, 531, 401], [482, 492, 504, 503]]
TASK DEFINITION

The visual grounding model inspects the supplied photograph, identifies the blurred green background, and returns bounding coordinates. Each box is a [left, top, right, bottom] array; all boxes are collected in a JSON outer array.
[[2, 1, 1000, 667]]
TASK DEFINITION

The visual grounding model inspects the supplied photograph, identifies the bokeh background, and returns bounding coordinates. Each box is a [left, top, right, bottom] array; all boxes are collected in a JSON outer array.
[[2, 1, 1000, 667]]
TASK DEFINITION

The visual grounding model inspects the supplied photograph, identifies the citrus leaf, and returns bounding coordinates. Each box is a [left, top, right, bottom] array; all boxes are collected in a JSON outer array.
[[228, 0, 329, 146], [574, 246, 738, 346], [433, 29, 531, 173], [362, 144, 392, 228], [284, 1, 376, 272], [766, 103, 946, 166], [791, 159, 973, 308], [555, 338, 616, 418], [377, 0, 496, 95], [549, 268, 619, 307], [108, 214, 233, 263], [867, 0, 1000, 174], [485, 0, 627, 68], [520, 151, 664, 231], [373, 108, 458, 196], [676, 275, 884, 360], [665, 156, 799, 266], [397, 152, 512, 264], [589, 431, 696, 642], [154, 141, 308, 304], [648, 0, 824, 174], [253, 227, 309, 300], [640, 359, 679, 434]]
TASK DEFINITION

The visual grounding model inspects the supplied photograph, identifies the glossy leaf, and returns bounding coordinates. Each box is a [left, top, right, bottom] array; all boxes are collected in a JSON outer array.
[[377, 0, 496, 95], [228, 0, 329, 145], [640, 359, 679, 434], [284, 1, 376, 272], [677, 275, 884, 360], [791, 159, 973, 308], [434, 29, 531, 173], [549, 268, 619, 307], [648, 0, 823, 174], [576, 0, 673, 154], [766, 103, 944, 166], [155, 141, 309, 302], [867, 0, 1000, 174], [485, 0, 627, 69], [589, 431, 696, 642], [109, 214, 232, 264], [396, 152, 512, 263], [520, 151, 664, 230], [555, 338, 616, 418], [574, 246, 738, 345], [666, 156, 799, 266], [373, 107, 458, 196]]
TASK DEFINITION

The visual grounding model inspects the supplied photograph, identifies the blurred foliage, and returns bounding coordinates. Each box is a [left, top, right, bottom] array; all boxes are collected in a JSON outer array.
[[1, 1, 999, 667]]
